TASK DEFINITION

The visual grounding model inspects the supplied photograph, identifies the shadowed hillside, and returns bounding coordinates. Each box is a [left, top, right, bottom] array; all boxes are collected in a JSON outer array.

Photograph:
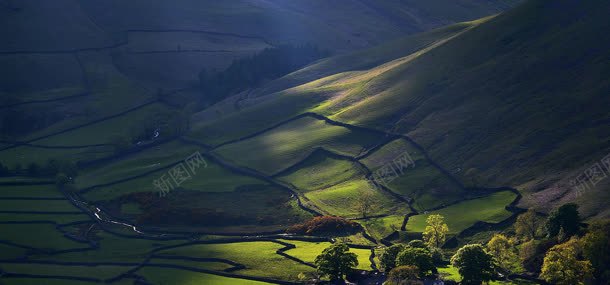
[[193, 0, 610, 219], [3, 1, 609, 284]]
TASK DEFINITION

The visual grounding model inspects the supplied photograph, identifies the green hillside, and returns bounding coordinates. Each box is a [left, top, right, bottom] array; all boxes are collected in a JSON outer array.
[[205, 0, 610, 219], [2, 0, 609, 284]]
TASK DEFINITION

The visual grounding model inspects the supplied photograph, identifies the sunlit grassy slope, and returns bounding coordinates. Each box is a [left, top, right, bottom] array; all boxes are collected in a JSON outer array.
[[406, 191, 517, 234], [360, 138, 465, 211], [214, 116, 383, 175], [276, 150, 361, 192], [281, 239, 373, 270], [137, 268, 275, 285], [157, 242, 315, 281], [189, 22, 479, 144], [201, 0, 610, 218]]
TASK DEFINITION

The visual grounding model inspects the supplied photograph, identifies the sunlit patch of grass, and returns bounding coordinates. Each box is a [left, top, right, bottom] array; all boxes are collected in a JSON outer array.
[[157, 242, 315, 281], [360, 138, 465, 210], [359, 215, 406, 240], [0, 263, 129, 280], [280, 240, 373, 271], [304, 179, 408, 218], [276, 151, 361, 192], [137, 267, 275, 285], [406, 191, 517, 234], [214, 116, 382, 175]]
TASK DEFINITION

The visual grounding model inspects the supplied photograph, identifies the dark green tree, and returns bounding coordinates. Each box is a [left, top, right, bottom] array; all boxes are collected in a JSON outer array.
[[581, 220, 610, 284], [451, 244, 495, 285], [396, 247, 436, 276], [386, 265, 422, 285], [314, 243, 358, 281], [380, 244, 406, 271], [545, 203, 581, 238]]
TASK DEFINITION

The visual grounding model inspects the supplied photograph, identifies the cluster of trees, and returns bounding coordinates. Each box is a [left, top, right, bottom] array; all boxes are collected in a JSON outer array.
[[515, 204, 608, 285], [198, 44, 330, 104], [380, 215, 448, 285], [311, 207, 608, 285], [311, 215, 449, 284]]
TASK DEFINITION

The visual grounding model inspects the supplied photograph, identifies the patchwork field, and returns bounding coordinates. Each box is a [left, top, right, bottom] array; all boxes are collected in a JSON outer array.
[[214, 116, 383, 175], [406, 190, 518, 234], [360, 138, 465, 210], [281, 240, 373, 271], [276, 150, 363, 192], [6, 1, 601, 284], [157, 241, 316, 281]]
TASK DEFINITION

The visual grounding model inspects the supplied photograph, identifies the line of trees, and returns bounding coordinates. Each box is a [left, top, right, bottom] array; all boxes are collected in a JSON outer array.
[[310, 206, 608, 284], [198, 44, 330, 105]]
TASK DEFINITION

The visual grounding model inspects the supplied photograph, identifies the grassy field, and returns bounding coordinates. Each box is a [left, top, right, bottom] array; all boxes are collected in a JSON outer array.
[[0, 278, 131, 285], [0, 54, 83, 94], [304, 179, 409, 218], [5, 0, 608, 284], [77, 142, 264, 196], [214, 116, 382, 175], [0, 213, 89, 224], [281, 240, 373, 271], [0, 185, 63, 198], [0, 223, 87, 251], [148, 257, 234, 271], [84, 182, 313, 233], [189, 88, 336, 146], [320, 0, 610, 216], [38, 231, 182, 263], [32, 103, 171, 147], [157, 241, 315, 281], [0, 263, 130, 280], [359, 215, 407, 241], [406, 191, 517, 234], [360, 138, 465, 210], [78, 143, 265, 198], [0, 199, 80, 212], [438, 265, 537, 284], [276, 151, 362, 192], [136, 267, 275, 285], [75, 141, 201, 188], [0, 144, 114, 168]]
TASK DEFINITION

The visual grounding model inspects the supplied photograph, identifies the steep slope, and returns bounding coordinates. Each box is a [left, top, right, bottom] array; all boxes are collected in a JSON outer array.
[[325, 0, 610, 218], [1, 0, 518, 92], [1, 0, 518, 142], [192, 0, 610, 219]]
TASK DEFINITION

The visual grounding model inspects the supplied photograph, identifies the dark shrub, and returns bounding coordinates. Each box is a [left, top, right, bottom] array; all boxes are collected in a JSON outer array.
[[287, 216, 362, 236]]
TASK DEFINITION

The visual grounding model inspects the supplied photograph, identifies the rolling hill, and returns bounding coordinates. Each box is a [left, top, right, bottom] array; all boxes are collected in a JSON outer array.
[[1, 0, 607, 284], [194, 0, 610, 220]]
